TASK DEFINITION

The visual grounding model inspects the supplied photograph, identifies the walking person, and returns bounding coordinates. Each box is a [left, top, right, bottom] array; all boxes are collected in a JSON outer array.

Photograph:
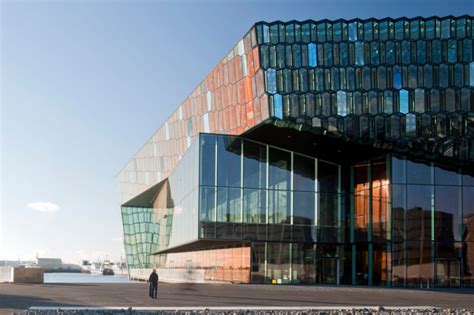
[[148, 269, 159, 299]]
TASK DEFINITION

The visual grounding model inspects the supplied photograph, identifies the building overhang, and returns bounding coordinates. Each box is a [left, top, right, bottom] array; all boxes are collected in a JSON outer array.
[[152, 239, 249, 255]]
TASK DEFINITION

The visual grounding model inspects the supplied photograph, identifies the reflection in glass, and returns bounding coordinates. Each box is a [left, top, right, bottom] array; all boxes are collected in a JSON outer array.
[[435, 186, 461, 242], [200, 186, 216, 221], [273, 94, 283, 119], [217, 136, 241, 187], [243, 189, 266, 223], [266, 68, 277, 93], [393, 66, 402, 89], [308, 43, 317, 67], [399, 89, 409, 114], [406, 185, 432, 241], [269, 147, 291, 190], [294, 191, 315, 225], [355, 42, 364, 66], [200, 134, 216, 186], [349, 22, 358, 41], [407, 160, 432, 185], [337, 91, 347, 116], [216, 187, 241, 222], [243, 140, 266, 189], [268, 190, 290, 224]]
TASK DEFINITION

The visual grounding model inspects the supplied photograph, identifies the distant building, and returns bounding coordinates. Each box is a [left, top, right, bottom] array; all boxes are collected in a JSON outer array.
[[117, 16, 474, 288], [36, 258, 62, 269]]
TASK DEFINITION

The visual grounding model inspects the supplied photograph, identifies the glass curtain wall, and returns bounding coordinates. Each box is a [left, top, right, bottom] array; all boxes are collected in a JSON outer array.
[[198, 133, 344, 284], [351, 157, 391, 286], [391, 156, 474, 288]]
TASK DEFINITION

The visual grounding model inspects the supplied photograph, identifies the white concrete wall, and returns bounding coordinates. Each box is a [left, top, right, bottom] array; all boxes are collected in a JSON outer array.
[[0, 267, 44, 283], [0, 266, 13, 282], [129, 268, 205, 283]]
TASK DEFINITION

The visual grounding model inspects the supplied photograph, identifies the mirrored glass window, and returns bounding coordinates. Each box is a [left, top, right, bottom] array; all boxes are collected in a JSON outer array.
[[414, 88, 425, 113], [200, 135, 216, 186], [337, 91, 347, 116], [308, 43, 317, 67], [243, 140, 267, 189], [393, 66, 402, 89], [217, 136, 242, 187], [269, 147, 291, 190], [273, 93, 283, 119], [266, 68, 277, 93], [355, 42, 364, 66], [399, 89, 409, 114], [349, 22, 358, 41]]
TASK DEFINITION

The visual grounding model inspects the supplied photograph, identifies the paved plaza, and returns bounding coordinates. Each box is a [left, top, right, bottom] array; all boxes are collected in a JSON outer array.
[[1, 282, 473, 314]]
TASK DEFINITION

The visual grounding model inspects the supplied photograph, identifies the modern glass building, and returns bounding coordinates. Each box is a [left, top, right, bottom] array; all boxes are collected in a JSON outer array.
[[117, 16, 474, 287]]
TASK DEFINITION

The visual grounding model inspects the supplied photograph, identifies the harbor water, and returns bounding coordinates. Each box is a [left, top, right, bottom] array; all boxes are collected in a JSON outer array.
[[44, 272, 137, 283]]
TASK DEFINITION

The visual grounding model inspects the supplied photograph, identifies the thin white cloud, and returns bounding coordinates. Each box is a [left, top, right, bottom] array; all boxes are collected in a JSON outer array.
[[27, 201, 59, 213], [111, 237, 123, 241]]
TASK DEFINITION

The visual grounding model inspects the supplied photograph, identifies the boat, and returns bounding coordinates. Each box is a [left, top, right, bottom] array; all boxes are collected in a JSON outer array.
[[100, 260, 114, 276]]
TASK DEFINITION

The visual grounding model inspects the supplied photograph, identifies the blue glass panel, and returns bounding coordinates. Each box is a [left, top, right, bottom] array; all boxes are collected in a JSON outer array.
[[333, 22, 342, 42], [266, 68, 277, 93], [393, 67, 402, 89], [355, 42, 364, 66], [324, 43, 333, 66], [448, 40, 457, 63], [293, 44, 302, 68], [263, 25, 270, 43], [463, 39, 473, 62], [379, 21, 389, 40], [439, 64, 449, 88], [274, 94, 283, 119], [340, 42, 349, 66], [384, 91, 393, 114], [286, 23, 295, 43], [270, 24, 279, 44], [400, 89, 409, 114], [470, 62, 474, 86], [426, 19, 436, 39], [371, 42, 379, 65], [415, 88, 425, 113], [395, 21, 405, 40], [308, 43, 317, 67], [386, 41, 395, 64], [349, 22, 358, 41], [402, 41, 411, 64], [364, 21, 373, 41], [417, 41, 426, 64], [432, 40, 442, 63], [406, 113, 417, 136], [456, 19, 466, 38], [337, 91, 347, 116], [441, 19, 451, 39]]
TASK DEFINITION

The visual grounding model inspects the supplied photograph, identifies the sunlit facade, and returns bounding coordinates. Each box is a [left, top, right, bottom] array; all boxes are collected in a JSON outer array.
[[118, 16, 474, 287]]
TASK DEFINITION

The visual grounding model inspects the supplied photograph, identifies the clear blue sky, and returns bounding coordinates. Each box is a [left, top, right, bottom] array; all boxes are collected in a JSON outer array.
[[1, 0, 473, 264]]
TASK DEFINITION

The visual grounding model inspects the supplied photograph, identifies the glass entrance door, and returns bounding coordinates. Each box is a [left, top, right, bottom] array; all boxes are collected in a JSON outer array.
[[435, 259, 461, 287], [315, 258, 339, 284]]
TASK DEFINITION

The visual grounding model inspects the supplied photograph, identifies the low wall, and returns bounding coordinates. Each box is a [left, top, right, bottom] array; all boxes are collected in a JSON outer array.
[[129, 268, 205, 283], [0, 266, 44, 283], [0, 266, 13, 282]]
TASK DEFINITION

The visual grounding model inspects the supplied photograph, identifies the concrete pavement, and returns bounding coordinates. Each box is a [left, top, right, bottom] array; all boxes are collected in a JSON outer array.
[[1, 282, 473, 314]]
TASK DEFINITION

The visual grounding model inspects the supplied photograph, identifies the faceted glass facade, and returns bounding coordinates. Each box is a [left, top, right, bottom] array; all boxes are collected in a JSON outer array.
[[257, 17, 474, 164], [118, 16, 474, 287]]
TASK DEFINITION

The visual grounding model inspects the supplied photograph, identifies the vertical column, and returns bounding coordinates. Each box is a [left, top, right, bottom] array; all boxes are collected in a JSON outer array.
[[214, 137, 218, 223], [240, 140, 244, 223], [430, 162, 435, 288], [368, 161, 373, 286], [289, 152, 294, 282]]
